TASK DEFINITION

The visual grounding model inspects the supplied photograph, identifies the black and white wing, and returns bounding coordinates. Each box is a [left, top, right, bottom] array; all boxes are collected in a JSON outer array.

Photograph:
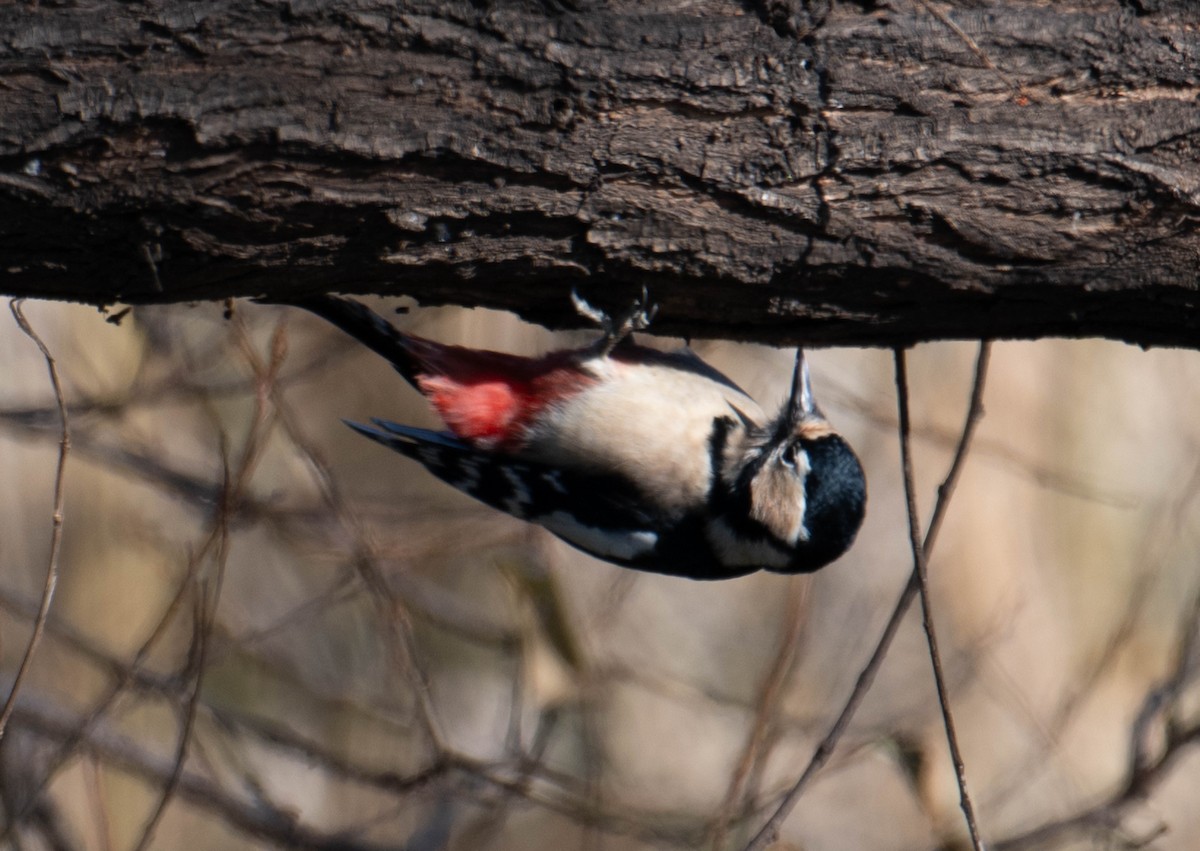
[[348, 419, 755, 580]]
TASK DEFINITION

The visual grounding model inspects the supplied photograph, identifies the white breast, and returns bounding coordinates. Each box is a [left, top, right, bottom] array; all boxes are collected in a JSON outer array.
[[522, 355, 766, 516]]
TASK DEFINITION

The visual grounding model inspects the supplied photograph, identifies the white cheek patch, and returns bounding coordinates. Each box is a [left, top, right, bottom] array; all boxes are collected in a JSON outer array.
[[749, 450, 810, 545], [540, 512, 658, 561], [775, 501, 809, 545], [706, 518, 790, 569]]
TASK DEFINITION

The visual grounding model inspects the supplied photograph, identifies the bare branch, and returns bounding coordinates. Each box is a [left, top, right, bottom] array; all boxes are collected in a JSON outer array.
[[6, 5, 1200, 348], [894, 346, 985, 850], [1, 317, 285, 838], [231, 315, 448, 752], [0, 301, 70, 743], [130, 584, 217, 851], [9, 695, 398, 851], [710, 579, 809, 849], [994, 582, 1200, 851], [742, 342, 992, 850]]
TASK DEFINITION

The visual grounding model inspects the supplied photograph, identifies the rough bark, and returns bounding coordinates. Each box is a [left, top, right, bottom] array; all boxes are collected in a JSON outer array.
[[2, 0, 1199, 347]]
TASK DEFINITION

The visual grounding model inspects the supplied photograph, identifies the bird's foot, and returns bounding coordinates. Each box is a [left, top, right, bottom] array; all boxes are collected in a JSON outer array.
[[572, 287, 658, 356]]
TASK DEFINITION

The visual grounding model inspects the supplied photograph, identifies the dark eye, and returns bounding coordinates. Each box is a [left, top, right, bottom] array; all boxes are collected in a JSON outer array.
[[781, 442, 800, 469]]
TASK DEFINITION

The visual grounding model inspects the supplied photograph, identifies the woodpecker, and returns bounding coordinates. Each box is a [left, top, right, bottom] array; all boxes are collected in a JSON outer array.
[[289, 293, 866, 580]]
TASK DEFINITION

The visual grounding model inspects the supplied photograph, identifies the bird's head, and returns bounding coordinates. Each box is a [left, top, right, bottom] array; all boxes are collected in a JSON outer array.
[[727, 351, 867, 573]]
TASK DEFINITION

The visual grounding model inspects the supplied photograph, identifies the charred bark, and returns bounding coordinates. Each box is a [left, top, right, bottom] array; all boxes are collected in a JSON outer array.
[[2, 1, 1199, 347]]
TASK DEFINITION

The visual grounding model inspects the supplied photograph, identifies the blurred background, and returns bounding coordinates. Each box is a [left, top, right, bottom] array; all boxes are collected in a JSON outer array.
[[0, 297, 1198, 851]]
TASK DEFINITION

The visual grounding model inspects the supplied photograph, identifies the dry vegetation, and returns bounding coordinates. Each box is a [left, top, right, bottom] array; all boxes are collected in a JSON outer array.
[[1, 298, 1199, 850]]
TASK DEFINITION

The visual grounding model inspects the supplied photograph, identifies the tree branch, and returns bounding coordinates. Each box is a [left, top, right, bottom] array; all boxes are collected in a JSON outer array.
[[0, 302, 69, 743], [742, 341, 992, 849], [2, 3, 1199, 346]]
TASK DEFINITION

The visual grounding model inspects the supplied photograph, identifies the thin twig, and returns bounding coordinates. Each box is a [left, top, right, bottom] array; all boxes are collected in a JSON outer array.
[[994, 581, 1200, 851], [0, 301, 71, 742], [10, 694, 398, 851], [981, 453, 1200, 815], [3, 315, 282, 838], [232, 315, 447, 751], [83, 757, 115, 851], [0, 554, 203, 844], [743, 341, 991, 851], [129, 319, 281, 849], [894, 347, 986, 850], [0, 584, 450, 797], [130, 584, 217, 851], [0, 584, 722, 851], [923, 344, 992, 553], [711, 579, 808, 849]]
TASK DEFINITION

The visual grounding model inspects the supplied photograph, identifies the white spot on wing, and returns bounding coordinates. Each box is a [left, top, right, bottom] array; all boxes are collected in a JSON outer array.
[[453, 458, 482, 492], [502, 467, 532, 517], [417, 447, 442, 467], [541, 511, 658, 561]]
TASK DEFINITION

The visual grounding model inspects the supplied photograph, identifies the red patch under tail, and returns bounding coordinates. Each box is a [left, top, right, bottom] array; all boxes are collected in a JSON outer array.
[[403, 338, 592, 450]]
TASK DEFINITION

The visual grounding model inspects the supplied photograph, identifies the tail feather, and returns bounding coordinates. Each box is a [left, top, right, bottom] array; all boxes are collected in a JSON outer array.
[[350, 418, 465, 451], [347, 419, 541, 520], [285, 296, 424, 386], [287, 298, 568, 447]]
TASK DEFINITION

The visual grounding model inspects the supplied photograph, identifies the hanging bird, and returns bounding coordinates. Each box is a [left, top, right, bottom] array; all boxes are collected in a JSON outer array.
[[287, 293, 865, 580]]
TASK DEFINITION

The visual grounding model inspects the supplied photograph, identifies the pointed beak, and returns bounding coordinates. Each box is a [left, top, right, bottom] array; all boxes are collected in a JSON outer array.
[[786, 349, 820, 426]]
